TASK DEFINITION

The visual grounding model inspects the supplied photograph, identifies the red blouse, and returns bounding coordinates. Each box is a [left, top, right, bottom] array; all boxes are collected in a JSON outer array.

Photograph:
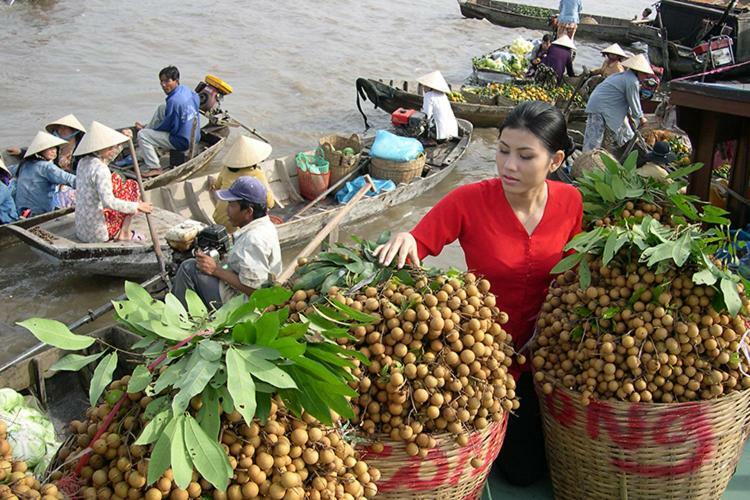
[[411, 178, 582, 352]]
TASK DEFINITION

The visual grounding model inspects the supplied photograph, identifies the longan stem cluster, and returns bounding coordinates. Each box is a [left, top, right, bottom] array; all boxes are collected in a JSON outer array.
[[591, 201, 667, 229], [533, 258, 750, 404], [0, 420, 63, 500], [326, 273, 520, 457], [53, 377, 378, 500]]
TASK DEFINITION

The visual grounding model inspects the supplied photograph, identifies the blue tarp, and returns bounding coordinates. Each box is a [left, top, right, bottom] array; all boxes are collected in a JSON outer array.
[[370, 130, 424, 162], [335, 175, 396, 204]]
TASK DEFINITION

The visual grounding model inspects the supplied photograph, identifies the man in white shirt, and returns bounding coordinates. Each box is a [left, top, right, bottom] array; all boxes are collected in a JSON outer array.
[[417, 71, 458, 142], [172, 176, 282, 308]]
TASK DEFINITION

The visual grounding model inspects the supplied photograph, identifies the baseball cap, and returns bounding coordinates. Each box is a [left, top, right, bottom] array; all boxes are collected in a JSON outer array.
[[215, 176, 268, 206]]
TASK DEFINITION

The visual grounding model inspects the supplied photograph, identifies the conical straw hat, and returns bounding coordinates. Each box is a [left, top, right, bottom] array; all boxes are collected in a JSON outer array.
[[223, 135, 273, 168], [601, 43, 627, 58], [74, 121, 129, 156], [417, 71, 451, 94], [552, 35, 576, 50], [622, 54, 654, 75], [24, 131, 67, 158], [45, 114, 86, 134]]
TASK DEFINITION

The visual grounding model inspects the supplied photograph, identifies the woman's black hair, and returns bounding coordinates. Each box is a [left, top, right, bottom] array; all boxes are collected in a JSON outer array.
[[498, 101, 575, 158], [238, 199, 268, 220]]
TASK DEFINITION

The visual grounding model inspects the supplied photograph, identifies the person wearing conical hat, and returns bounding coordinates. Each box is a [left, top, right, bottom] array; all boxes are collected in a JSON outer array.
[[46, 114, 87, 172], [540, 35, 576, 83], [73, 121, 153, 243], [417, 71, 458, 141], [12, 131, 76, 217], [0, 157, 18, 224], [591, 44, 627, 78], [211, 135, 275, 233], [583, 53, 655, 153], [557, 0, 583, 40]]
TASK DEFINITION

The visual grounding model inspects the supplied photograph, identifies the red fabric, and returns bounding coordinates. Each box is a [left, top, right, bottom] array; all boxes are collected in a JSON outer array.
[[105, 173, 140, 239], [411, 178, 582, 357]]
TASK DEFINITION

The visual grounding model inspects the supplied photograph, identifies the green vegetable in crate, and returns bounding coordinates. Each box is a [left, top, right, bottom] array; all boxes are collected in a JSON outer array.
[[19, 284, 379, 497], [342, 147, 355, 156]]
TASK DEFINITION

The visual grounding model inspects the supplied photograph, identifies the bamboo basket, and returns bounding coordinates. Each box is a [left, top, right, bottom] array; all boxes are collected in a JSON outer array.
[[370, 154, 426, 185], [319, 134, 363, 184], [357, 416, 507, 499], [570, 148, 614, 179], [536, 383, 750, 500]]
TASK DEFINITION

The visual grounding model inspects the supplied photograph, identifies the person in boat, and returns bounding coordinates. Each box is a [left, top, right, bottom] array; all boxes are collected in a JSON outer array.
[[417, 71, 458, 142], [591, 44, 627, 78], [557, 0, 583, 40], [211, 135, 275, 233], [638, 141, 676, 181], [173, 176, 282, 309], [135, 65, 200, 178], [0, 157, 18, 224], [73, 121, 153, 243], [374, 101, 583, 487], [45, 114, 87, 210], [526, 35, 553, 77], [540, 35, 576, 83], [632, 7, 655, 24], [11, 131, 76, 217], [582, 54, 655, 153]]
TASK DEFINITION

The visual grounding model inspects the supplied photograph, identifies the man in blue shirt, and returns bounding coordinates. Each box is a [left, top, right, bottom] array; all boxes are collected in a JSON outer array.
[[557, 0, 583, 40], [136, 66, 200, 177]]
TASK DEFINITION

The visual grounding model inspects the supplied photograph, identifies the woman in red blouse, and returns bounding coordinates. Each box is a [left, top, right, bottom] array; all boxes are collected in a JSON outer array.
[[376, 101, 583, 486]]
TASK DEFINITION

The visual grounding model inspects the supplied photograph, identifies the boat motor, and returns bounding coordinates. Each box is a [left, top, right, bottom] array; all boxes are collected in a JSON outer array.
[[693, 36, 735, 69], [390, 108, 428, 138], [195, 74, 234, 115], [196, 224, 232, 263]]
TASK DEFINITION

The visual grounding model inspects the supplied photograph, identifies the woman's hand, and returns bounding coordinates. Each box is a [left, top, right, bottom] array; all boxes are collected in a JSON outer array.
[[374, 232, 421, 269], [137, 201, 153, 214]]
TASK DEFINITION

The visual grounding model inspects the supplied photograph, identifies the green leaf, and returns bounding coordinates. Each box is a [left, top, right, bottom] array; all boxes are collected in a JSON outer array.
[[328, 298, 377, 324], [144, 396, 170, 421], [217, 386, 234, 413], [255, 311, 281, 346], [278, 323, 308, 339], [550, 252, 583, 274], [249, 286, 293, 310], [306, 345, 356, 369], [154, 357, 188, 394], [578, 258, 591, 289], [127, 365, 152, 393], [232, 322, 257, 344], [183, 415, 231, 491], [50, 351, 104, 371], [197, 340, 223, 362], [293, 267, 331, 290], [135, 409, 172, 445], [125, 280, 157, 307], [269, 337, 306, 358], [602, 231, 618, 265], [610, 176, 627, 199], [574, 306, 592, 317], [672, 232, 692, 267], [600, 153, 621, 176], [670, 194, 700, 220], [622, 150, 638, 172], [570, 326, 583, 341], [89, 352, 118, 407], [602, 307, 620, 319], [172, 356, 220, 416], [692, 268, 718, 286], [226, 348, 257, 424], [185, 290, 208, 319], [171, 416, 194, 489], [720, 278, 742, 316], [729, 352, 740, 365], [196, 386, 221, 440], [666, 162, 703, 180], [149, 319, 192, 341], [643, 241, 676, 267], [16, 318, 96, 350], [594, 182, 616, 203], [628, 286, 647, 306], [236, 347, 297, 389], [163, 294, 193, 329], [147, 417, 177, 485], [256, 393, 272, 424]]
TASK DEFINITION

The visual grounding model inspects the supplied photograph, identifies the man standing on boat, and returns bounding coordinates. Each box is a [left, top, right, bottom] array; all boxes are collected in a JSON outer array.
[[135, 66, 200, 178], [172, 176, 282, 309], [417, 71, 458, 142], [557, 0, 583, 40], [582, 54, 654, 153]]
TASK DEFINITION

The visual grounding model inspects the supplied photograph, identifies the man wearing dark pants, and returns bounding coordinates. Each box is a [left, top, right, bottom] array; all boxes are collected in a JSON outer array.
[[172, 176, 282, 309]]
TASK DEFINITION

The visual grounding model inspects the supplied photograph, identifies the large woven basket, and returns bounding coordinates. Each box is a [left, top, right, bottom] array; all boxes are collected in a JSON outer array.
[[570, 148, 615, 179], [536, 383, 750, 500], [357, 416, 507, 499], [370, 154, 426, 185], [319, 134, 363, 184]]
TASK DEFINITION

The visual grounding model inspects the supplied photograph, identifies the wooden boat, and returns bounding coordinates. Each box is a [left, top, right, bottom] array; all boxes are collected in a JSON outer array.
[[2, 207, 194, 279], [0, 325, 142, 433], [111, 123, 228, 190], [458, 0, 661, 45], [356, 78, 587, 129], [147, 121, 473, 247]]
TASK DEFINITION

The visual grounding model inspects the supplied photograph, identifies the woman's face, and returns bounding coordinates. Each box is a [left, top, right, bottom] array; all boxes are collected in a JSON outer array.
[[97, 145, 119, 163], [40, 147, 57, 161], [496, 127, 564, 195]]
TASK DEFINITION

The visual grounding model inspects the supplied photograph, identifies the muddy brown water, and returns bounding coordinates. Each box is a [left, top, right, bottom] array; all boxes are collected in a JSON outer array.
[[0, 0, 652, 366]]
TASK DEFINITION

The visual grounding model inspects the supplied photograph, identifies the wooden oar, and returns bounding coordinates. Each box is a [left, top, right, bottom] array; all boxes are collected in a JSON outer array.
[[128, 139, 171, 287], [0, 273, 165, 374], [289, 161, 364, 221], [277, 175, 376, 284]]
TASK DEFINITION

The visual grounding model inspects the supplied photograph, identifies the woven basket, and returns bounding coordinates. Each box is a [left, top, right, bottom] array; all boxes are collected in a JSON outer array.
[[370, 154, 426, 185], [357, 416, 508, 499], [319, 134, 363, 184], [536, 383, 750, 500], [570, 148, 615, 179]]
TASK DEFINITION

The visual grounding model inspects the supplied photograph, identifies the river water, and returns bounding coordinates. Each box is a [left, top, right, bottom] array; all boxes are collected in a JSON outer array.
[[0, 0, 652, 365]]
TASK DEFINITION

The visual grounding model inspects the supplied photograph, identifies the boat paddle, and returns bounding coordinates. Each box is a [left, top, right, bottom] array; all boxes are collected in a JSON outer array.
[[127, 138, 171, 289], [0, 273, 165, 374], [277, 175, 376, 284]]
